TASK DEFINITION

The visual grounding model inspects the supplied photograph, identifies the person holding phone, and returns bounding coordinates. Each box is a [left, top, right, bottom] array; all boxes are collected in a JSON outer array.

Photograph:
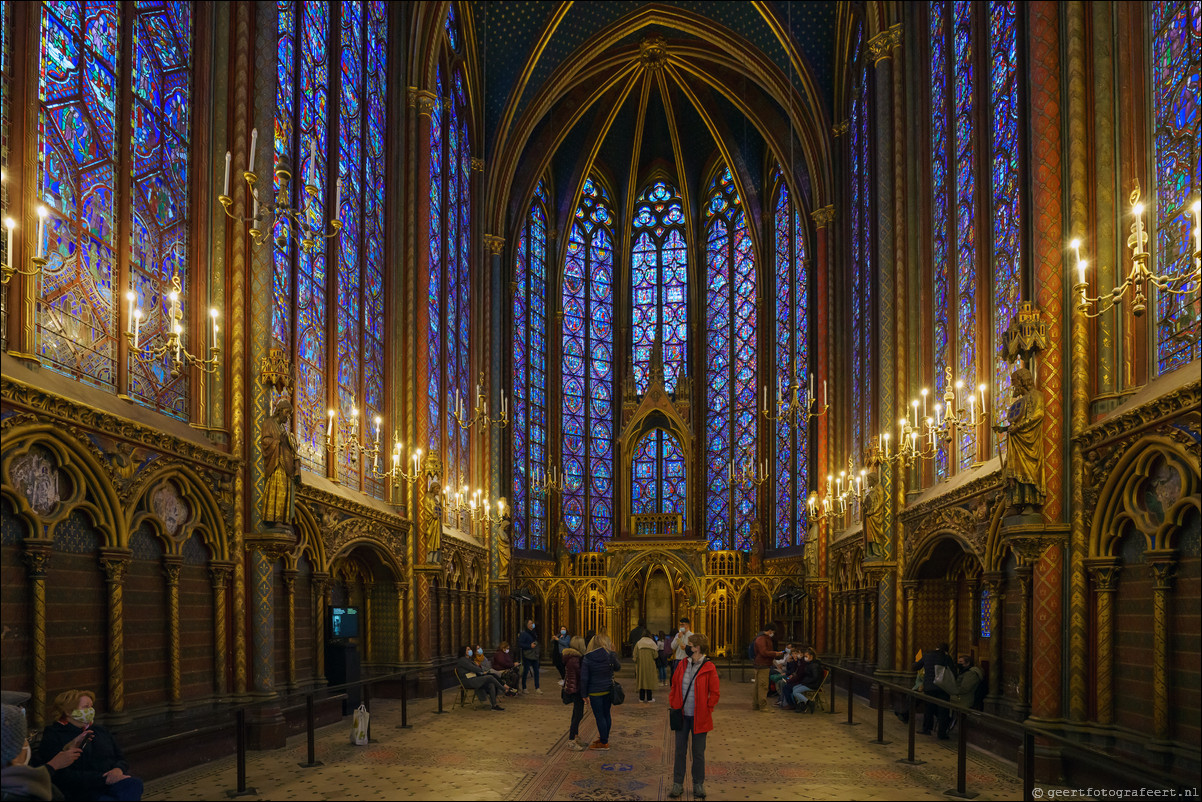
[[33, 690, 142, 801]]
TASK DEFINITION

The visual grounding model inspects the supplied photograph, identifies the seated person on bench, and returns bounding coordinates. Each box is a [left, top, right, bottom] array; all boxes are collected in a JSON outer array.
[[473, 643, 517, 696], [456, 645, 506, 711], [789, 648, 824, 713]]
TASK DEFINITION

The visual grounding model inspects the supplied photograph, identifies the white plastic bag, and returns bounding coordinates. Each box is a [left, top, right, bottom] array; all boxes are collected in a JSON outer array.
[[351, 703, 370, 745]]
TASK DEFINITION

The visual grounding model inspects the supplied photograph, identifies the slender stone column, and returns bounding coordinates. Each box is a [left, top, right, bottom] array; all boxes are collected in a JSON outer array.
[[24, 544, 52, 727], [946, 581, 957, 656], [982, 573, 1004, 704], [1147, 552, 1176, 741], [312, 572, 330, 682], [396, 581, 407, 663], [282, 568, 298, 691], [811, 206, 835, 653], [1085, 559, 1120, 725], [210, 562, 234, 697], [163, 556, 183, 710], [98, 549, 131, 722], [902, 580, 918, 665], [249, 548, 277, 697], [1015, 564, 1033, 718]]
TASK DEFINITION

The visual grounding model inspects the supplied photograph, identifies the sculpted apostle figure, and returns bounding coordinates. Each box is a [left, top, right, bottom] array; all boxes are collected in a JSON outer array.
[[260, 398, 301, 529], [996, 366, 1046, 515], [861, 472, 887, 558], [496, 503, 512, 580], [422, 452, 444, 563]]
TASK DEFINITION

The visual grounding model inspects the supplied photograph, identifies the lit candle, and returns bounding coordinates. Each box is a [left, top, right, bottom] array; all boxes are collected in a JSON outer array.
[[173, 323, 183, 361], [327, 408, 335, 438], [968, 392, 976, 425], [5, 217, 14, 264], [392, 450, 400, 470], [309, 139, 317, 181], [1192, 200, 1202, 255], [223, 151, 231, 196], [823, 379, 827, 407], [252, 194, 259, 220], [36, 206, 47, 258], [1070, 237, 1082, 268], [762, 385, 768, 414], [248, 128, 258, 174], [168, 288, 180, 327], [1077, 259, 1087, 289], [126, 289, 136, 334], [978, 384, 987, 422], [1132, 203, 1147, 256], [210, 309, 219, 351], [921, 388, 929, 418], [934, 403, 942, 427], [374, 415, 382, 445], [912, 399, 920, 429], [883, 433, 890, 460], [133, 309, 142, 350], [502, 391, 507, 417], [335, 177, 342, 214]]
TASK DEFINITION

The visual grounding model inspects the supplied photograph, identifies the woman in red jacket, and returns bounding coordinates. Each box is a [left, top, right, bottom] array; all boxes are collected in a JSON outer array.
[[668, 633, 719, 799]]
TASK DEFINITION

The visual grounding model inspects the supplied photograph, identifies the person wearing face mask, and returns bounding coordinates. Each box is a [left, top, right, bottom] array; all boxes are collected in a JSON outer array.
[[634, 631, 659, 703], [789, 648, 824, 713], [491, 642, 521, 691], [553, 626, 571, 684], [655, 632, 669, 686], [751, 624, 784, 712], [667, 634, 719, 799], [32, 690, 141, 801], [455, 646, 506, 710], [561, 636, 588, 750], [2, 699, 84, 802], [473, 644, 517, 696], [669, 618, 694, 677], [517, 620, 542, 694]]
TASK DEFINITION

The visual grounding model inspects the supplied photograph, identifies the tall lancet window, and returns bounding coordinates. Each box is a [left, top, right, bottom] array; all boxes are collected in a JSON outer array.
[[512, 179, 549, 550], [704, 166, 757, 551], [36, 1, 194, 417], [561, 177, 615, 552], [849, 43, 872, 467], [274, 1, 388, 495], [427, 8, 472, 497], [773, 171, 809, 549], [630, 180, 688, 525], [1152, 0, 1201, 374]]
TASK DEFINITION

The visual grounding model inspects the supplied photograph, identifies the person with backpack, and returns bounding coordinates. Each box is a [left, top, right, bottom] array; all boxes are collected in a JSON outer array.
[[667, 633, 720, 800], [751, 624, 783, 712], [912, 643, 955, 739]]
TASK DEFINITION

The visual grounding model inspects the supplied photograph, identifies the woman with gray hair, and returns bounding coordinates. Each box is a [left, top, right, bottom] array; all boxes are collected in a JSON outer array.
[[668, 633, 720, 799]]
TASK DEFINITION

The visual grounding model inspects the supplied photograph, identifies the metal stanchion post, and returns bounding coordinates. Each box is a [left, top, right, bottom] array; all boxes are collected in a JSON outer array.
[[364, 680, 375, 742], [298, 694, 324, 768], [898, 694, 925, 765], [398, 673, 412, 728], [434, 665, 447, 714], [946, 710, 978, 798], [870, 682, 890, 744], [842, 670, 860, 726], [225, 707, 257, 797]]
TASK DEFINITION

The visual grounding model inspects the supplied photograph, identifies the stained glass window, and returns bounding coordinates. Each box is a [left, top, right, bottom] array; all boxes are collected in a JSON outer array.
[[952, 0, 978, 470], [512, 180, 549, 550], [979, 585, 992, 638], [850, 42, 872, 466], [1152, 0, 1201, 373], [275, 0, 388, 494], [990, 0, 1021, 439], [773, 172, 809, 549], [931, 2, 951, 480], [705, 167, 757, 551], [562, 177, 614, 553], [37, 1, 122, 391], [631, 180, 688, 394], [631, 429, 686, 521]]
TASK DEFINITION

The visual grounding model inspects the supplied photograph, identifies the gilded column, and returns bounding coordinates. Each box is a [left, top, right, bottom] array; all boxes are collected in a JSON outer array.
[[946, 581, 957, 657], [1015, 564, 1033, 717], [1085, 559, 1120, 725], [395, 581, 407, 663], [163, 556, 183, 710], [282, 568, 297, 691], [888, 16, 908, 681], [23, 545, 52, 727], [1063, 0, 1091, 724], [966, 578, 980, 659], [210, 562, 234, 697], [249, 548, 277, 697], [902, 580, 918, 665], [98, 549, 131, 722], [867, 585, 879, 667], [312, 572, 330, 682], [485, 233, 505, 646], [1147, 552, 1176, 741], [983, 573, 1004, 703], [811, 206, 835, 654], [362, 582, 374, 664]]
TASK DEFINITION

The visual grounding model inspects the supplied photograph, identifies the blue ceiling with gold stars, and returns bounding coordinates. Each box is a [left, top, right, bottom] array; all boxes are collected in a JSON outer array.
[[478, 1, 840, 151]]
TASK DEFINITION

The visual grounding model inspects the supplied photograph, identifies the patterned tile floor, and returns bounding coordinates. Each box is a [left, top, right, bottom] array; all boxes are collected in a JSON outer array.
[[145, 673, 1023, 801]]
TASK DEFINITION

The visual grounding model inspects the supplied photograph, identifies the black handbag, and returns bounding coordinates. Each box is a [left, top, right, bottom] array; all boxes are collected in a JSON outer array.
[[611, 679, 625, 705], [669, 659, 704, 731]]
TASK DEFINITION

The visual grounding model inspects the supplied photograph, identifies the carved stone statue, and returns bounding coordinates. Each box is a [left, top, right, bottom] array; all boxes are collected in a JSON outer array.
[[496, 506, 512, 580], [803, 527, 818, 578], [555, 521, 572, 576], [260, 398, 301, 530], [748, 519, 763, 574], [995, 366, 1046, 515], [861, 472, 887, 558], [422, 451, 444, 563]]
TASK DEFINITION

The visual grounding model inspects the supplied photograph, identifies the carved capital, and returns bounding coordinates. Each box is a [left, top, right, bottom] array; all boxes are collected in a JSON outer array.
[[867, 25, 903, 64], [408, 87, 438, 115], [470, 156, 484, 172], [246, 527, 298, 563], [22, 542, 53, 579], [901, 579, 920, 599], [484, 235, 505, 256], [832, 120, 850, 137], [209, 561, 234, 590], [811, 205, 836, 228], [99, 549, 132, 585], [1085, 557, 1121, 592], [281, 569, 298, 593], [162, 557, 182, 586], [1146, 550, 1177, 591]]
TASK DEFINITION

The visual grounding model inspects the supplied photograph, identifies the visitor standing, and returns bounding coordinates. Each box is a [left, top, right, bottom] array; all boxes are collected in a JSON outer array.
[[518, 619, 542, 694], [562, 636, 588, 750], [578, 634, 621, 750], [667, 633, 719, 800], [634, 633, 659, 702], [752, 624, 783, 712], [913, 643, 955, 739], [670, 618, 694, 676], [553, 626, 572, 683]]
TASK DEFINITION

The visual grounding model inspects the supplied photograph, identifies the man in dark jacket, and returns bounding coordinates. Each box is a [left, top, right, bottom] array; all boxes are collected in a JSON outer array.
[[789, 648, 824, 713], [752, 625, 783, 712], [912, 643, 954, 739], [626, 620, 649, 658], [517, 619, 541, 693]]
